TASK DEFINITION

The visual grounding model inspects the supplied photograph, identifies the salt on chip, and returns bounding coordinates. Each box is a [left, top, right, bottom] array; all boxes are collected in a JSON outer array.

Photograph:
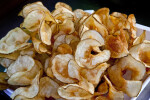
[[7, 55, 35, 77], [51, 54, 77, 83], [0, 27, 30, 54]]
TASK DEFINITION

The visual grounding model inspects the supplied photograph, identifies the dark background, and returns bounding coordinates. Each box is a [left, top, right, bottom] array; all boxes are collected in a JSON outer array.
[[0, 0, 149, 99]]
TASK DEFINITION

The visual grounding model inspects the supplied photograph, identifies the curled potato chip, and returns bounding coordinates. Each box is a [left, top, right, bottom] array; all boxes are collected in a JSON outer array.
[[105, 30, 129, 58], [58, 19, 75, 34], [58, 84, 92, 99], [68, 59, 81, 80], [74, 9, 89, 20], [128, 14, 137, 38], [97, 80, 108, 94], [11, 72, 40, 99], [52, 6, 74, 17], [55, 2, 72, 11], [39, 20, 52, 45], [129, 42, 150, 68], [80, 63, 109, 85], [55, 12, 74, 23], [22, 10, 45, 32], [39, 77, 60, 98], [94, 8, 109, 26], [0, 58, 14, 68], [75, 39, 110, 69], [0, 27, 30, 54], [32, 37, 48, 54], [133, 30, 146, 46], [8, 60, 43, 86], [56, 43, 72, 54], [65, 34, 79, 44], [53, 34, 66, 51], [80, 15, 108, 38], [104, 75, 124, 100], [81, 30, 105, 45], [108, 55, 145, 97], [52, 54, 77, 83], [7, 55, 35, 77]]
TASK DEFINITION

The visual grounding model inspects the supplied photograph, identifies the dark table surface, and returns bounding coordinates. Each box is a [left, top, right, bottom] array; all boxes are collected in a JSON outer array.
[[0, 0, 150, 99]]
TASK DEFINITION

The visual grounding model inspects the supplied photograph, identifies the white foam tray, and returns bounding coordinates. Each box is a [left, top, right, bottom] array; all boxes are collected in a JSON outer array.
[[4, 10, 150, 100]]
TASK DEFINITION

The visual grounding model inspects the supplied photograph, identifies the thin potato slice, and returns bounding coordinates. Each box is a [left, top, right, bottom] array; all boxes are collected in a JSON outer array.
[[11, 72, 40, 99], [81, 30, 105, 45], [7, 55, 35, 77], [75, 39, 110, 69], [55, 2, 72, 11], [56, 43, 72, 54], [80, 63, 109, 85], [0, 51, 20, 60], [22, 10, 45, 32], [39, 20, 52, 45], [108, 55, 145, 97], [97, 81, 108, 94], [74, 9, 89, 20], [58, 84, 92, 99], [65, 34, 79, 44], [104, 75, 124, 100], [8, 60, 43, 86], [52, 54, 77, 83], [58, 19, 75, 34], [105, 30, 129, 58], [39, 77, 60, 98], [129, 42, 150, 68], [0, 27, 30, 54], [20, 45, 36, 57]]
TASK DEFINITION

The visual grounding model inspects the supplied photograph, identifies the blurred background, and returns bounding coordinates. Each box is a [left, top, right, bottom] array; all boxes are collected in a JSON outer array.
[[0, 0, 149, 99]]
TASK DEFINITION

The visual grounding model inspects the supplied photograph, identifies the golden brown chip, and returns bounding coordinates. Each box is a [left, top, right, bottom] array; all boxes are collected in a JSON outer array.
[[55, 2, 72, 11], [56, 43, 72, 54], [0, 58, 14, 68]]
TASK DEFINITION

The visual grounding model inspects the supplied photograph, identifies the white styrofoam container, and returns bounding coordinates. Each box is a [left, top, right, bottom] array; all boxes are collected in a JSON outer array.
[[4, 10, 150, 100]]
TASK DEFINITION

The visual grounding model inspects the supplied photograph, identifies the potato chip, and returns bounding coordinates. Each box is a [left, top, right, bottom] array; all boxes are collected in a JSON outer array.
[[58, 84, 93, 99], [14, 94, 44, 100], [53, 34, 66, 51], [20, 45, 36, 57], [7, 55, 35, 77], [108, 55, 145, 97], [65, 34, 79, 44], [0, 58, 14, 68], [11, 72, 40, 99], [133, 30, 146, 46], [68, 59, 81, 80], [128, 14, 137, 38], [55, 2, 72, 11], [22, 10, 45, 32], [105, 30, 129, 58], [39, 77, 60, 98], [74, 9, 89, 20], [55, 12, 74, 23], [8, 60, 43, 86], [0, 27, 30, 54], [51, 54, 77, 83], [80, 15, 108, 38], [56, 43, 72, 54], [75, 39, 110, 69], [129, 42, 150, 68], [52, 6, 74, 17], [97, 80, 108, 94], [80, 63, 109, 85], [81, 30, 105, 45], [58, 19, 75, 34], [39, 20, 52, 45]]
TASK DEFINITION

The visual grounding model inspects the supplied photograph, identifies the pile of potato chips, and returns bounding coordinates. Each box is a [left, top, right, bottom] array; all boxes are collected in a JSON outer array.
[[0, 1, 150, 100]]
